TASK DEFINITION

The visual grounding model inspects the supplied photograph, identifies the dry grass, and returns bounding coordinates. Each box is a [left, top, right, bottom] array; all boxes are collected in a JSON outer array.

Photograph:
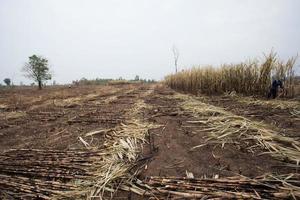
[[165, 52, 297, 97]]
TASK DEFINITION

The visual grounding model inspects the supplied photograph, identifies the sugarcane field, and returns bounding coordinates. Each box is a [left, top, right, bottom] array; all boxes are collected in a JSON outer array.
[[1, 1, 300, 199], [1, 68, 300, 199]]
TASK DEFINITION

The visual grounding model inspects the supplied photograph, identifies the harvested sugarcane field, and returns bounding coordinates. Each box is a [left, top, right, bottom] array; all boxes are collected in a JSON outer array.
[[0, 80, 300, 199], [1, 1, 300, 199]]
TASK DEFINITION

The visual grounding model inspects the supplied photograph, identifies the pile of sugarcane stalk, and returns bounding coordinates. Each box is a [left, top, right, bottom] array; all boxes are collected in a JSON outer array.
[[0, 149, 106, 199], [27, 110, 65, 122], [122, 175, 300, 199], [67, 117, 123, 125]]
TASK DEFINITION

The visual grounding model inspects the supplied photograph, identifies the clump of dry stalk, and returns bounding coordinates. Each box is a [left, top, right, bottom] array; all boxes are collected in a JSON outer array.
[[120, 174, 300, 199], [165, 52, 297, 97], [170, 93, 300, 166], [0, 149, 106, 199], [2, 148, 299, 199]]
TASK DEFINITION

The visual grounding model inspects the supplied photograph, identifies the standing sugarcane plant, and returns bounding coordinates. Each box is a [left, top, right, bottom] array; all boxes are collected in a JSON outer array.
[[165, 51, 297, 97]]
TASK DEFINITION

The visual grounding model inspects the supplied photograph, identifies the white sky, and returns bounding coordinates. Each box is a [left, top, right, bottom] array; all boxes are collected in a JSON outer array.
[[0, 0, 300, 84]]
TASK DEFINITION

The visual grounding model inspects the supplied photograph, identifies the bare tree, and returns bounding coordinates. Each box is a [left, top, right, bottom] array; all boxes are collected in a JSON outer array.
[[172, 45, 179, 73], [22, 55, 52, 89]]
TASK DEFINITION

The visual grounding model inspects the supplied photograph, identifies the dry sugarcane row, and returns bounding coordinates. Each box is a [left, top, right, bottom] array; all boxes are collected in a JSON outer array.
[[0, 174, 80, 199], [120, 175, 300, 199], [67, 117, 123, 125], [0, 149, 106, 199]]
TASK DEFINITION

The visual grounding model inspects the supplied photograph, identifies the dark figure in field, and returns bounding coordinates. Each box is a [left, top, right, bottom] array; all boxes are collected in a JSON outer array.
[[268, 80, 283, 99]]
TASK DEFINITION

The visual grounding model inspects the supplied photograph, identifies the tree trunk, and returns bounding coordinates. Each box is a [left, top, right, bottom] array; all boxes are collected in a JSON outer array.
[[38, 80, 42, 90]]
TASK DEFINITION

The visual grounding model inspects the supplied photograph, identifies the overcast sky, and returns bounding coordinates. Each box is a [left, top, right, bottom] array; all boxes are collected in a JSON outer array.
[[0, 0, 299, 84]]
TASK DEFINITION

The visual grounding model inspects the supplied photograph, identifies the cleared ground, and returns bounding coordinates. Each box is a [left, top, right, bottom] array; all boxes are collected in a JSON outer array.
[[0, 84, 299, 199]]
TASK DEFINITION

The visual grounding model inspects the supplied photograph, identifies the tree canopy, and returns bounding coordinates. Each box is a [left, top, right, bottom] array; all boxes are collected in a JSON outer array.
[[3, 78, 11, 86], [22, 55, 52, 89]]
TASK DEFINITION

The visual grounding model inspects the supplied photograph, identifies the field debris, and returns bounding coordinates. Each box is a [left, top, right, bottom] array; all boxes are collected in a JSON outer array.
[[233, 95, 300, 111], [77, 96, 161, 198], [87, 119, 161, 198], [0, 86, 162, 199], [0, 149, 105, 199], [0, 111, 26, 120], [0, 84, 299, 199], [170, 93, 300, 166], [121, 174, 300, 199], [85, 129, 112, 137]]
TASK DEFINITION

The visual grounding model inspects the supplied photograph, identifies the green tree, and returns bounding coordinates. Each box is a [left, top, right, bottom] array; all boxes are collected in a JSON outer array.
[[3, 78, 11, 86], [22, 55, 52, 89]]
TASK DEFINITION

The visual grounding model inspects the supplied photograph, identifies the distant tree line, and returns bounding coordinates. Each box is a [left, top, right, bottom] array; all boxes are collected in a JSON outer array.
[[73, 76, 156, 86], [74, 78, 114, 85]]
